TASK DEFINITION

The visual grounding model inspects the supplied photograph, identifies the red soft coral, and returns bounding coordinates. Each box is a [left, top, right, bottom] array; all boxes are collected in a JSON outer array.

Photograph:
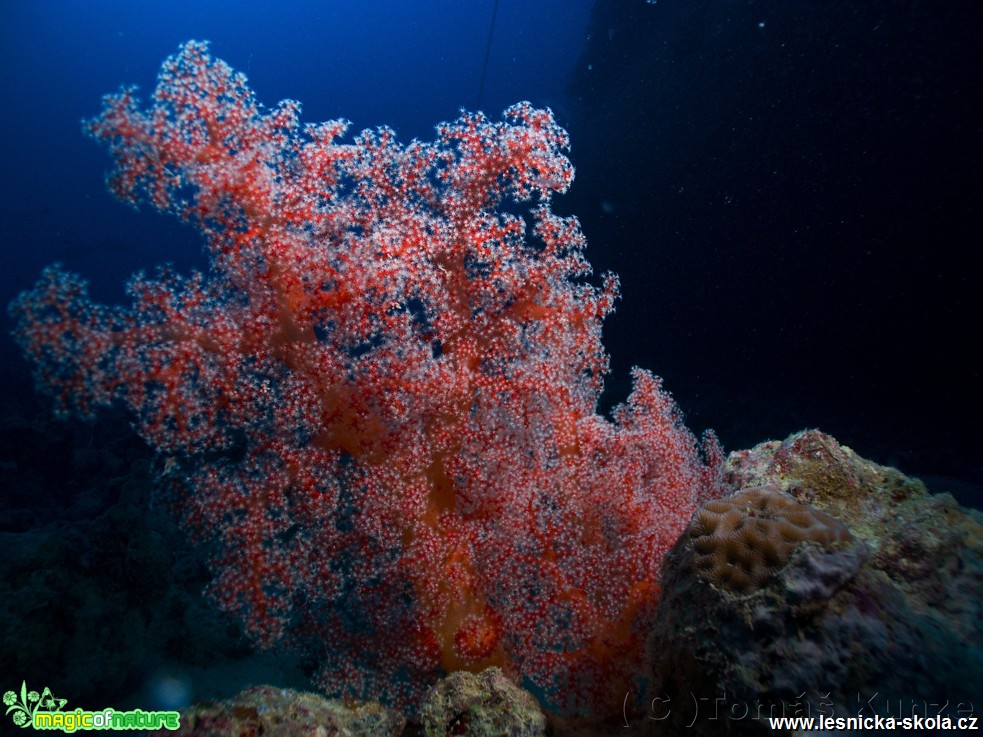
[[10, 41, 723, 715]]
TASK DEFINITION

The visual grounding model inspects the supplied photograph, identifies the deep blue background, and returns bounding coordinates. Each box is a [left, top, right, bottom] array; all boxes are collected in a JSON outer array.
[[1, 0, 980, 500], [565, 0, 981, 500]]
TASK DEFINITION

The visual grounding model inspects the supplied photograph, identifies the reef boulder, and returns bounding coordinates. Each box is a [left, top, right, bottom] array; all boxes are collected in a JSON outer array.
[[647, 430, 983, 735], [419, 667, 546, 737], [150, 685, 405, 737]]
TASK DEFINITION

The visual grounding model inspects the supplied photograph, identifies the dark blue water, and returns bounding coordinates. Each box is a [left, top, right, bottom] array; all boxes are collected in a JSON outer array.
[[3, 0, 979, 500], [566, 0, 981, 502]]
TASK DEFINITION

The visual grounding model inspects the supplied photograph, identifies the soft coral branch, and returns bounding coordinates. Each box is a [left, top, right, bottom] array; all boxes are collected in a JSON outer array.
[[10, 41, 723, 715]]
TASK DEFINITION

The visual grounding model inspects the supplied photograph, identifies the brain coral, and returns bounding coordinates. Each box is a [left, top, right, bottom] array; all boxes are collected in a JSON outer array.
[[688, 484, 853, 593]]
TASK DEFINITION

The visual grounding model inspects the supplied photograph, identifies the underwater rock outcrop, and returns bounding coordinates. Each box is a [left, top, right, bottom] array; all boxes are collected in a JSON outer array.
[[418, 667, 546, 737], [151, 673, 548, 737], [150, 685, 405, 737], [647, 430, 983, 735]]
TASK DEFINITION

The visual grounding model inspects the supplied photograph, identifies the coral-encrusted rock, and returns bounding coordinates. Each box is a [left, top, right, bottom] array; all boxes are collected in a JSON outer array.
[[648, 430, 983, 736], [153, 685, 404, 737], [689, 485, 857, 594], [419, 668, 546, 737]]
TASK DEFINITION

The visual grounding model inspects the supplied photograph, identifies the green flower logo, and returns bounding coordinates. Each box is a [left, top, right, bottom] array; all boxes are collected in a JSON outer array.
[[4, 682, 66, 729]]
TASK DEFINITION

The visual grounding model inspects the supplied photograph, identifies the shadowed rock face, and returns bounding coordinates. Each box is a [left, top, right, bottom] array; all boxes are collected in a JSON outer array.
[[646, 430, 983, 737]]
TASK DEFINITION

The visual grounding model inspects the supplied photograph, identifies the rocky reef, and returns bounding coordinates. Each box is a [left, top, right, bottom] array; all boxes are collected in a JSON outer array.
[[4, 425, 979, 736], [646, 429, 982, 735], [150, 686, 405, 737]]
